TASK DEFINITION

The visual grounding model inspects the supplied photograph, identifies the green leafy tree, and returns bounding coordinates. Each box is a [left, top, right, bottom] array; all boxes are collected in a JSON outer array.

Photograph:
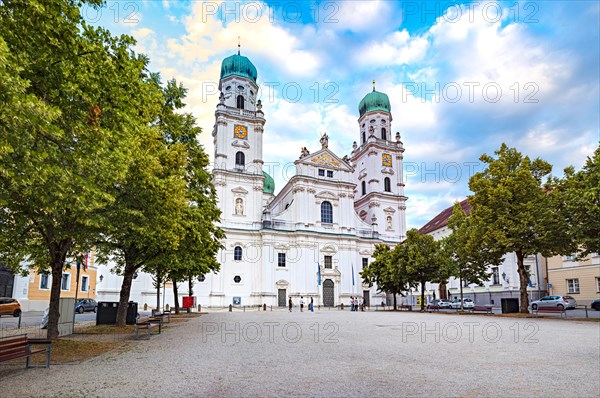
[[468, 144, 575, 313], [558, 147, 600, 256], [97, 79, 223, 326], [0, 0, 153, 338], [361, 244, 408, 310], [401, 229, 445, 312], [445, 203, 493, 309]]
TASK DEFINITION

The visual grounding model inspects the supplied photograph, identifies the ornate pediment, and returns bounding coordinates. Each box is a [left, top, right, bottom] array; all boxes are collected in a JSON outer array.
[[315, 191, 338, 201], [299, 148, 354, 172], [275, 279, 289, 288], [320, 245, 338, 254], [231, 186, 249, 195], [232, 140, 250, 149]]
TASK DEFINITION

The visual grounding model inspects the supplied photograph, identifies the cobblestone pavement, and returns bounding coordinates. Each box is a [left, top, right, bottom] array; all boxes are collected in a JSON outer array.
[[1, 311, 599, 397]]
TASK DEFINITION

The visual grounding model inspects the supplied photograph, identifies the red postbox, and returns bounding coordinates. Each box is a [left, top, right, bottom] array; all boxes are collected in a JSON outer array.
[[182, 296, 196, 309]]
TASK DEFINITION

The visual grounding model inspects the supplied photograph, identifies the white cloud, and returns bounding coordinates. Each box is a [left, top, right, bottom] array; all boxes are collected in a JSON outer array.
[[357, 29, 429, 67], [165, 1, 320, 77]]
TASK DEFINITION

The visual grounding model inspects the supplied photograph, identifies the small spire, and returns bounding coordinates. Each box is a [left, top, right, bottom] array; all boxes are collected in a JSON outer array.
[[237, 36, 240, 55], [372, 79, 376, 91]]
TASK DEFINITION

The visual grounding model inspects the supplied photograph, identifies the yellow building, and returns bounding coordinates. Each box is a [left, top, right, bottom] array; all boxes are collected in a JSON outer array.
[[13, 251, 98, 311], [547, 253, 600, 305]]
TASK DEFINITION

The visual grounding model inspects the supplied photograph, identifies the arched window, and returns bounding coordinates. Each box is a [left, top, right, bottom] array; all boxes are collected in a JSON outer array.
[[321, 201, 333, 224], [384, 177, 391, 192], [235, 151, 245, 167], [361, 131, 366, 143], [361, 181, 366, 196], [381, 128, 387, 140], [234, 246, 242, 261], [236, 95, 244, 109]]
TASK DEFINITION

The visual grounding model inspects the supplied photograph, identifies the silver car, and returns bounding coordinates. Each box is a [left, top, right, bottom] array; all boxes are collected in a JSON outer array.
[[530, 295, 577, 310]]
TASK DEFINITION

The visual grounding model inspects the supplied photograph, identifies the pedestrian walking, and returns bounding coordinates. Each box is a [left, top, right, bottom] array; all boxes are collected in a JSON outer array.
[[300, 296, 304, 312], [354, 296, 359, 312], [310, 297, 314, 312], [350, 296, 354, 311], [289, 297, 293, 312]]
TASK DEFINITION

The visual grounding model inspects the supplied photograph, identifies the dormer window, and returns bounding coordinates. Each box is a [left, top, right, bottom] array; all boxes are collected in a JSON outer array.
[[327, 170, 333, 178], [318, 169, 325, 176], [237, 85, 245, 91]]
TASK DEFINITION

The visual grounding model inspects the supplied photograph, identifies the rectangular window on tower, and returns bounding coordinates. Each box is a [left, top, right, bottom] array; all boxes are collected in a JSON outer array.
[[362, 258, 368, 268], [318, 169, 325, 177], [278, 253, 286, 267], [326, 170, 333, 178], [324, 255, 332, 269]]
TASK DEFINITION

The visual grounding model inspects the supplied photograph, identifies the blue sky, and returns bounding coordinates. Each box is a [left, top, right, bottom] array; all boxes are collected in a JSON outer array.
[[86, 0, 599, 229]]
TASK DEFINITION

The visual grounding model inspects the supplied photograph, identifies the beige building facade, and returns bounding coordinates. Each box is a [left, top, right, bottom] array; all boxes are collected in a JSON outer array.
[[547, 253, 600, 305]]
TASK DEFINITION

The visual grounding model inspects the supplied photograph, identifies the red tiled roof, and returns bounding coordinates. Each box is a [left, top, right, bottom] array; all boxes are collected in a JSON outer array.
[[418, 199, 471, 235]]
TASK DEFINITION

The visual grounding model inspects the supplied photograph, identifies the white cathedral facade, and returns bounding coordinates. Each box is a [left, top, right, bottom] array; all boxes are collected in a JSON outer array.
[[97, 52, 408, 308]]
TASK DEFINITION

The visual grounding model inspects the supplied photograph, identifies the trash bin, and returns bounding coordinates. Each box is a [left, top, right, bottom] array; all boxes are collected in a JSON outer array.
[[501, 298, 519, 313], [96, 301, 138, 325]]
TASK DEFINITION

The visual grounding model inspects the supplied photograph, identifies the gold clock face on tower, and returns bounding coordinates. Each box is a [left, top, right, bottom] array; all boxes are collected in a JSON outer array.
[[382, 153, 393, 167], [234, 124, 248, 139]]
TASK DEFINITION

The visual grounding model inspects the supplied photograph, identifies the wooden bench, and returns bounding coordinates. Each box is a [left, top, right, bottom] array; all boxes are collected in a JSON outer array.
[[470, 306, 493, 313], [151, 310, 171, 323], [533, 306, 567, 318], [135, 317, 162, 339], [399, 305, 413, 311], [0, 334, 51, 368], [426, 305, 440, 312]]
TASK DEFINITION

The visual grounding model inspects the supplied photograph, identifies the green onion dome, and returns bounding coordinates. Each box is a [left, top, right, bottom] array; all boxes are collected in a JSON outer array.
[[358, 89, 391, 117], [220, 53, 257, 83], [263, 171, 275, 194]]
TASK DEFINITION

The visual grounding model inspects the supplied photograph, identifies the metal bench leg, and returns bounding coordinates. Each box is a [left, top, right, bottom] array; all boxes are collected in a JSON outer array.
[[46, 346, 51, 368]]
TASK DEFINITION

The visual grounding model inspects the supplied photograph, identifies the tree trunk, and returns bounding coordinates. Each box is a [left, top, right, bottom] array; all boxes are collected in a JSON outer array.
[[46, 241, 69, 340], [188, 275, 194, 297], [393, 293, 397, 310], [459, 272, 464, 311], [172, 277, 180, 314], [420, 281, 426, 311], [47, 262, 63, 339], [516, 250, 530, 313], [116, 264, 135, 327]]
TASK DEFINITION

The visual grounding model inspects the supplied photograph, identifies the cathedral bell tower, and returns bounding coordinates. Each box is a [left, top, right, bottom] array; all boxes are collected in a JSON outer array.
[[351, 81, 407, 241], [212, 50, 269, 226]]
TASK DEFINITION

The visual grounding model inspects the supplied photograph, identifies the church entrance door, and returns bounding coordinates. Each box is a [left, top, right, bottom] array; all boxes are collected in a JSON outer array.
[[323, 279, 334, 307], [278, 289, 286, 307]]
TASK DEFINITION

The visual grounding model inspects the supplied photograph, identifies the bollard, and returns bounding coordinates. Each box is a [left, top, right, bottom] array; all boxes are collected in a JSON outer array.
[[340, 303, 344, 311], [585, 305, 588, 318], [243, 306, 245, 312], [18, 312, 22, 329], [229, 304, 232, 312], [263, 304, 267, 311], [198, 304, 202, 312]]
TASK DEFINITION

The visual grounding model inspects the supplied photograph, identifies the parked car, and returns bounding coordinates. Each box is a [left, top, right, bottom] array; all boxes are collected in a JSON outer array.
[[590, 299, 600, 311], [450, 298, 474, 309], [530, 295, 577, 310], [75, 298, 97, 314], [0, 297, 22, 317], [437, 299, 452, 309]]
